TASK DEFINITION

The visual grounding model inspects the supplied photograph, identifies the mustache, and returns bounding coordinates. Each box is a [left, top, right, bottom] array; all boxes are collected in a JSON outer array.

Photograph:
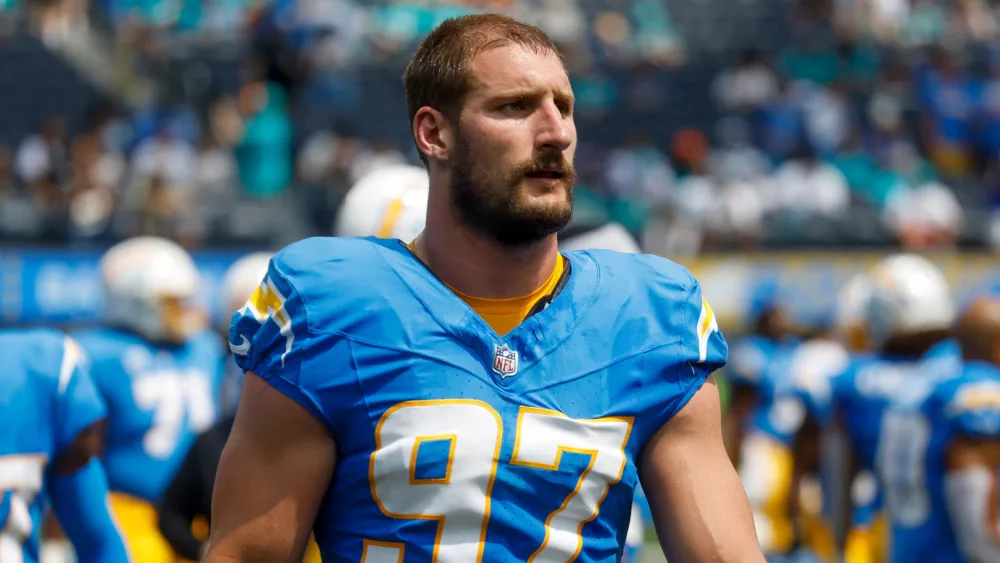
[[513, 154, 577, 181]]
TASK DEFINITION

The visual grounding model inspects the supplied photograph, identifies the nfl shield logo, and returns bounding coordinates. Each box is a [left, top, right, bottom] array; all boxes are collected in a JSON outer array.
[[492, 343, 519, 377]]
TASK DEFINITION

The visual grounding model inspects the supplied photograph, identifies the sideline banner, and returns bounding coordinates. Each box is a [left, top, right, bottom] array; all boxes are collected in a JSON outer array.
[[3, 248, 1000, 328], [0, 248, 251, 325]]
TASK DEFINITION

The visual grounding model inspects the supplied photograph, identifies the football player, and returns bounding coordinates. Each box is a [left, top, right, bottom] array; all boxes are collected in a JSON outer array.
[[206, 13, 762, 563], [0, 329, 131, 562], [829, 254, 960, 563], [74, 236, 225, 563], [154, 251, 272, 561], [878, 297, 1000, 561], [736, 273, 871, 562], [723, 304, 797, 465]]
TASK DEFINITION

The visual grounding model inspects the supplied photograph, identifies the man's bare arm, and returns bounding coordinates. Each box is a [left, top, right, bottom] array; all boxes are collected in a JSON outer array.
[[639, 375, 765, 563], [944, 436, 1000, 562], [202, 372, 336, 563]]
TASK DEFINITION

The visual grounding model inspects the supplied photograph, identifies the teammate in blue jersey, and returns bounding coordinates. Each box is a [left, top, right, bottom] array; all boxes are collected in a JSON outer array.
[[878, 297, 1000, 562], [738, 335, 849, 562], [723, 306, 797, 464], [74, 236, 225, 563], [0, 329, 130, 563], [827, 255, 960, 562], [206, 13, 763, 563]]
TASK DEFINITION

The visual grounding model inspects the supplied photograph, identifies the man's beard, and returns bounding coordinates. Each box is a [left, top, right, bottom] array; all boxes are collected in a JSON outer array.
[[450, 135, 576, 248]]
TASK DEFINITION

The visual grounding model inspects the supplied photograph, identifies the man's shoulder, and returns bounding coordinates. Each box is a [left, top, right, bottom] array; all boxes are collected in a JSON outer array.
[[0, 328, 68, 388], [572, 249, 698, 299], [270, 236, 389, 290], [939, 364, 1000, 435], [235, 236, 412, 352]]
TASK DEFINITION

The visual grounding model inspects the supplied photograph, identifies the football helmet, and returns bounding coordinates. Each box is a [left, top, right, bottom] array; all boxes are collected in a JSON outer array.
[[334, 164, 429, 242], [99, 236, 204, 344], [219, 252, 272, 333], [865, 253, 954, 347], [833, 272, 873, 351]]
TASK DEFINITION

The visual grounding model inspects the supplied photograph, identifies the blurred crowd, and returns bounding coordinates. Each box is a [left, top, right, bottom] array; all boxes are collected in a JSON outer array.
[[8, 0, 1000, 253]]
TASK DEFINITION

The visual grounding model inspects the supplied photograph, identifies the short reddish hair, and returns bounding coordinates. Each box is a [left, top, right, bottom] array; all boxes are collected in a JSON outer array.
[[403, 14, 562, 159]]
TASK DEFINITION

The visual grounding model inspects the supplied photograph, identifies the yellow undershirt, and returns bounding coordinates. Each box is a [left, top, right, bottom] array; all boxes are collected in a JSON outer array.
[[407, 241, 566, 337]]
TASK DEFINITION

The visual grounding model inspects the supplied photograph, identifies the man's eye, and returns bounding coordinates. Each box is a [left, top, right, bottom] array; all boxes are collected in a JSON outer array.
[[501, 101, 526, 112]]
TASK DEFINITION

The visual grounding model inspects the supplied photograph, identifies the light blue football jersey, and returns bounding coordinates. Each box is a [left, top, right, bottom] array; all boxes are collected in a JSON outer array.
[[746, 343, 808, 447], [742, 339, 847, 557], [73, 327, 225, 502], [230, 236, 728, 562], [727, 335, 797, 390], [829, 339, 961, 529], [0, 328, 106, 562], [830, 339, 961, 470], [879, 361, 1000, 562]]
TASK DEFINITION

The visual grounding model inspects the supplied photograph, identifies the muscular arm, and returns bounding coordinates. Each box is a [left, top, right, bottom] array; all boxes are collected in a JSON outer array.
[[202, 372, 336, 563], [639, 376, 765, 563], [944, 436, 1000, 562], [48, 420, 131, 563]]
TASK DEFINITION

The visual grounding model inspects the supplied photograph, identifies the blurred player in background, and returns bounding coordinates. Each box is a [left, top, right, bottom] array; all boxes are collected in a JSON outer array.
[[879, 297, 1000, 562], [735, 272, 870, 562], [206, 13, 762, 563], [73, 236, 225, 563], [155, 251, 272, 561], [0, 329, 131, 563], [723, 304, 798, 465], [333, 163, 431, 242], [830, 254, 960, 563]]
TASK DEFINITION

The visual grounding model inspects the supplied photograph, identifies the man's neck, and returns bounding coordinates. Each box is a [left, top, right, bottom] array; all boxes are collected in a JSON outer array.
[[414, 219, 560, 300]]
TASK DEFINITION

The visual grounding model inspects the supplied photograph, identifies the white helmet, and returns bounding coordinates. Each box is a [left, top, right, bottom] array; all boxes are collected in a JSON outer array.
[[334, 164, 429, 241], [218, 252, 272, 332], [866, 254, 954, 346], [100, 236, 204, 343], [833, 272, 873, 350]]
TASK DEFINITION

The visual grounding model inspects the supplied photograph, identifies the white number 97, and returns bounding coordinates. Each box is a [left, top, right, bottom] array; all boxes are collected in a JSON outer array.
[[366, 400, 632, 563]]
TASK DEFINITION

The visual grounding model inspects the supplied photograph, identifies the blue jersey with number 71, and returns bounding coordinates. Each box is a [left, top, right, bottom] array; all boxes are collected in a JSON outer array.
[[230, 236, 728, 562], [73, 326, 225, 502]]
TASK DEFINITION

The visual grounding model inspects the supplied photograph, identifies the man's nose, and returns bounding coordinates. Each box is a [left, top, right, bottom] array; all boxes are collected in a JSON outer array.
[[534, 102, 574, 152]]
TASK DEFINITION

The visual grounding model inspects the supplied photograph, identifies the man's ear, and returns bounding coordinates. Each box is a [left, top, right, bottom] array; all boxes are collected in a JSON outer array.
[[413, 107, 453, 163]]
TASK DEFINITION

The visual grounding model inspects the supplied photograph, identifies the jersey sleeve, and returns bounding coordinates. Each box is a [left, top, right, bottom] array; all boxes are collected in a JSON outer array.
[[53, 337, 107, 454], [228, 242, 348, 434], [657, 269, 728, 422], [944, 379, 1000, 439]]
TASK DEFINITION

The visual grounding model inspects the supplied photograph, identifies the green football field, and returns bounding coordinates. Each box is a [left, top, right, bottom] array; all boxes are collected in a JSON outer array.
[[640, 545, 668, 562]]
